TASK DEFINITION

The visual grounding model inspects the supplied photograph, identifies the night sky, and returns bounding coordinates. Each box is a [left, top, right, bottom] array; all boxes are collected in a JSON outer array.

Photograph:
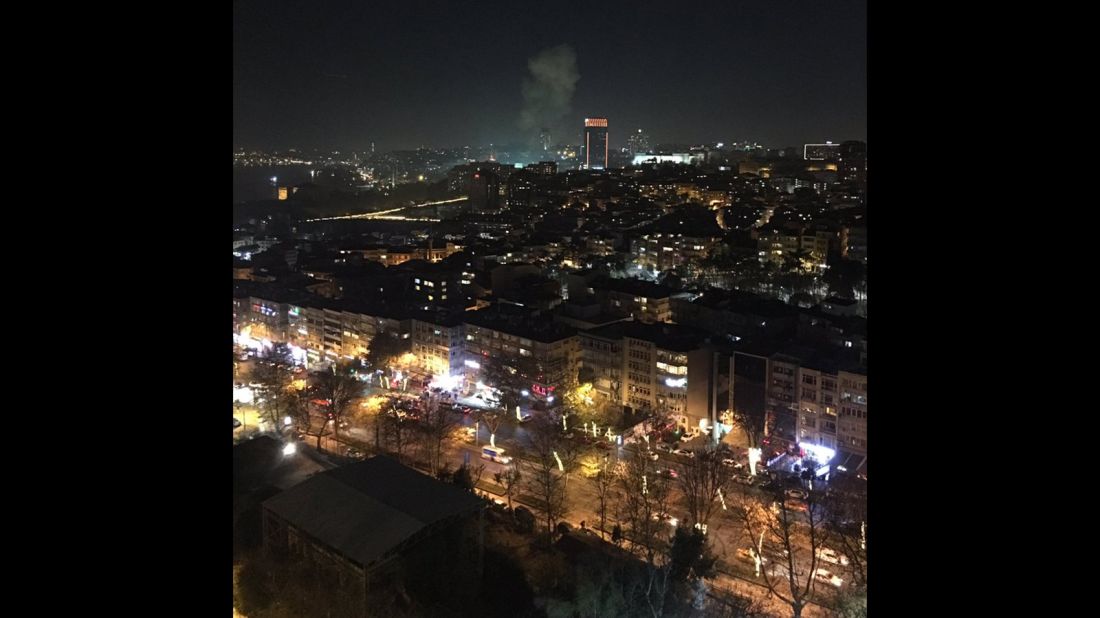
[[234, 0, 866, 152]]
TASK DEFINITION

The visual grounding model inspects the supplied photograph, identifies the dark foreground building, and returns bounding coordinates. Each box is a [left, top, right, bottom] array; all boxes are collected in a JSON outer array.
[[262, 456, 486, 610]]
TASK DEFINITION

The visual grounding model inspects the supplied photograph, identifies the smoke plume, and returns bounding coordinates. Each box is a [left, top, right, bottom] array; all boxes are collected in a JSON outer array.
[[519, 44, 580, 133]]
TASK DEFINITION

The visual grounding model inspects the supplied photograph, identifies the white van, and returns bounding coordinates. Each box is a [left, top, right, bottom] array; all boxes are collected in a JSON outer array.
[[480, 446, 512, 464], [816, 547, 849, 566]]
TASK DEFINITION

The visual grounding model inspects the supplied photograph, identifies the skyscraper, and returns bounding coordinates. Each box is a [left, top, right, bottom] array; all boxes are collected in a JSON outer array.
[[803, 142, 840, 161], [627, 128, 650, 154], [539, 128, 551, 152], [581, 118, 609, 170], [838, 141, 867, 185]]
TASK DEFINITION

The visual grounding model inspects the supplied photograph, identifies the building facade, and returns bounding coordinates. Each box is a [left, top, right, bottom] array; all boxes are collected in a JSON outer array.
[[462, 312, 579, 405], [579, 323, 718, 432], [581, 118, 609, 170], [803, 143, 840, 161], [410, 315, 465, 379], [631, 233, 719, 272], [730, 349, 867, 461]]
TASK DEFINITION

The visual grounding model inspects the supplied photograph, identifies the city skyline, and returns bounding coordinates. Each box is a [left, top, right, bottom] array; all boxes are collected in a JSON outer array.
[[234, 0, 867, 152], [233, 3, 868, 616]]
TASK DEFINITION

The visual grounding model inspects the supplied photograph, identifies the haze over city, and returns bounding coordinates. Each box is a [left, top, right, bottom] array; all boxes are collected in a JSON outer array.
[[234, 0, 866, 152]]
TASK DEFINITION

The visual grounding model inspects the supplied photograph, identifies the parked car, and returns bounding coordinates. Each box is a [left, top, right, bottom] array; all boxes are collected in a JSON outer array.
[[647, 451, 660, 461], [673, 448, 695, 458], [651, 512, 678, 526], [816, 547, 850, 566], [784, 499, 808, 512], [722, 458, 743, 469], [519, 413, 533, 423], [345, 448, 365, 460], [786, 489, 807, 501], [814, 569, 843, 588], [656, 443, 674, 453], [657, 468, 679, 479], [232, 418, 242, 428]]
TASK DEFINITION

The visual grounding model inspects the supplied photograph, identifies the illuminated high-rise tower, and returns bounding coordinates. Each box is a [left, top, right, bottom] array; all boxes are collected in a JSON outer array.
[[581, 117, 609, 170], [627, 128, 650, 154], [539, 128, 551, 151]]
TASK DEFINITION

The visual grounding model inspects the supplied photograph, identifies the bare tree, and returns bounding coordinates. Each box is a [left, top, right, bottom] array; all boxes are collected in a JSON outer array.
[[617, 447, 674, 563], [252, 344, 296, 431], [590, 468, 618, 540], [730, 402, 771, 452], [418, 395, 457, 475], [825, 475, 868, 592], [468, 461, 487, 488], [478, 409, 504, 448], [493, 464, 522, 513], [613, 448, 680, 618], [383, 404, 412, 460], [481, 355, 537, 418], [286, 387, 314, 437], [677, 446, 734, 533], [366, 329, 411, 373], [454, 462, 487, 492], [523, 414, 570, 542], [731, 484, 834, 618], [311, 361, 362, 442]]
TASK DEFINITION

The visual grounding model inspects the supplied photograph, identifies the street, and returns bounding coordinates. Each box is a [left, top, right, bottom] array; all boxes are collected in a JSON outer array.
[[237, 371, 856, 616]]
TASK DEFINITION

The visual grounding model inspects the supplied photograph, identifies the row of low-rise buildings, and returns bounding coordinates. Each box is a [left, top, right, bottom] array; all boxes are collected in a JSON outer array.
[[236, 284, 867, 468], [338, 241, 463, 267]]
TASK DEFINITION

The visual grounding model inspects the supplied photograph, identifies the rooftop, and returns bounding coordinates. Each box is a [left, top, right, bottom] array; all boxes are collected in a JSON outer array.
[[584, 321, 710, 352], [263, 456, 484, 569], [464, 306, 577, 343], [592, 276, 673, 299]]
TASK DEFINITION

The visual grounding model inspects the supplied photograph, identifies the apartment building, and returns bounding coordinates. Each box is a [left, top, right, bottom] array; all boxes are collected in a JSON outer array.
[[579, 322, 719, 432], [410, 313, 465, 379], [731, 345, 866, 470], [462, 308, 578, 405], [630, 233, 718, 272]]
